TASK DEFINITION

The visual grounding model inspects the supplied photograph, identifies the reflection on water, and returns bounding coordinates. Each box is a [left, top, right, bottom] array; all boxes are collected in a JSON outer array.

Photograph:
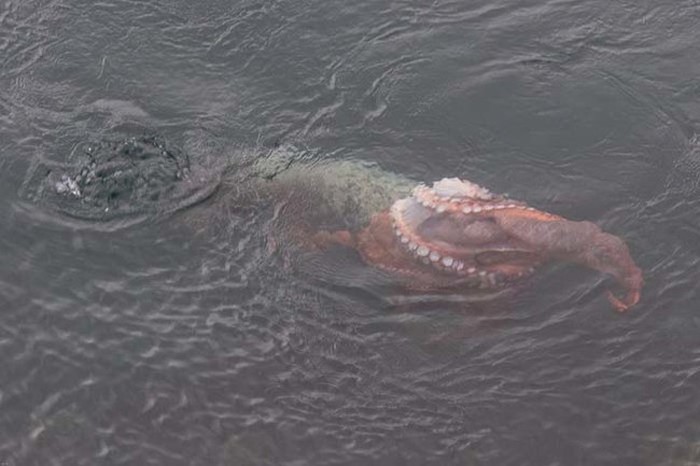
[[2, 0, 700, 465]]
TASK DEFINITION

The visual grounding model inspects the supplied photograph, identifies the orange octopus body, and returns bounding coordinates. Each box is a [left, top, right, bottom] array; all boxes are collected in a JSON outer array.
[[317, 177, 642, 311]]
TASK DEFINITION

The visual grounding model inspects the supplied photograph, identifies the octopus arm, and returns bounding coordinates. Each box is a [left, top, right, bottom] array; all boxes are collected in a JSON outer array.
[[494, 210, 643, 311], [310, 229, 357, 249]]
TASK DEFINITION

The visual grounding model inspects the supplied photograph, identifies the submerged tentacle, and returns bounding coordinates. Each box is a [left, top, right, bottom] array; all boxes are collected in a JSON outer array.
[[310, 229, 356, 250], [495, 210, 643, 311]]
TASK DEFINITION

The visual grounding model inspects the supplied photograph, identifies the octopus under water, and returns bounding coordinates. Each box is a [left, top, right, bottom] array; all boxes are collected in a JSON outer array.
[[309, 176, 642, 311]]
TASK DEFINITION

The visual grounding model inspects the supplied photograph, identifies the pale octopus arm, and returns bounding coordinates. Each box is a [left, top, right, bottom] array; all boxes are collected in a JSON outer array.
[[493, 209, 643, 311]]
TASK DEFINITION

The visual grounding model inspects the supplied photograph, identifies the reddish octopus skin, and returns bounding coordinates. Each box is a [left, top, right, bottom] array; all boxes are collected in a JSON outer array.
[[312, 182, 643, 312]]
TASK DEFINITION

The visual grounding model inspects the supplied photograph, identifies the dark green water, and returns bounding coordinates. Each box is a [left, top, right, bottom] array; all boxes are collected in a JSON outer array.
[[2, 0, 700, 465]]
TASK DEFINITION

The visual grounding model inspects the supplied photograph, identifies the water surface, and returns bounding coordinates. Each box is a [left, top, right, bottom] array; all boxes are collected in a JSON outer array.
[[2, 0, 700, 465]]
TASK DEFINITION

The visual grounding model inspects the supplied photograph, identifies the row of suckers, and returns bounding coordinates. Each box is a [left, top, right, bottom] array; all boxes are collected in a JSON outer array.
[[388, 178, 538, 288]]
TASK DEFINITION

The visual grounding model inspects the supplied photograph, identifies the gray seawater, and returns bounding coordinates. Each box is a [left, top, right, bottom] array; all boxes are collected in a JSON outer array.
[[2, 0, 700, 465]]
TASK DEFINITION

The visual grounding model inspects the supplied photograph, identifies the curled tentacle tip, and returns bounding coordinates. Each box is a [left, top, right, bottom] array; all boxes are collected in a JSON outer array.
[[606, 290, 640, 313]]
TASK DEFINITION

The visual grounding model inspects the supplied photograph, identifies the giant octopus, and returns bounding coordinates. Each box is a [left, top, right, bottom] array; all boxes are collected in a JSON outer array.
[[309, 176, 642, 311]]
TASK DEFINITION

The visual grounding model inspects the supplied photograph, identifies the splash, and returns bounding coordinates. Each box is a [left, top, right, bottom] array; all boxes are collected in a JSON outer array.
[[20, 135, 221, 230]]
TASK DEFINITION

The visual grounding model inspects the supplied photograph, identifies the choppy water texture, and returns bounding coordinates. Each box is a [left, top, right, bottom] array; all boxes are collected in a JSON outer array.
[[2, 0, 700, 465]]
